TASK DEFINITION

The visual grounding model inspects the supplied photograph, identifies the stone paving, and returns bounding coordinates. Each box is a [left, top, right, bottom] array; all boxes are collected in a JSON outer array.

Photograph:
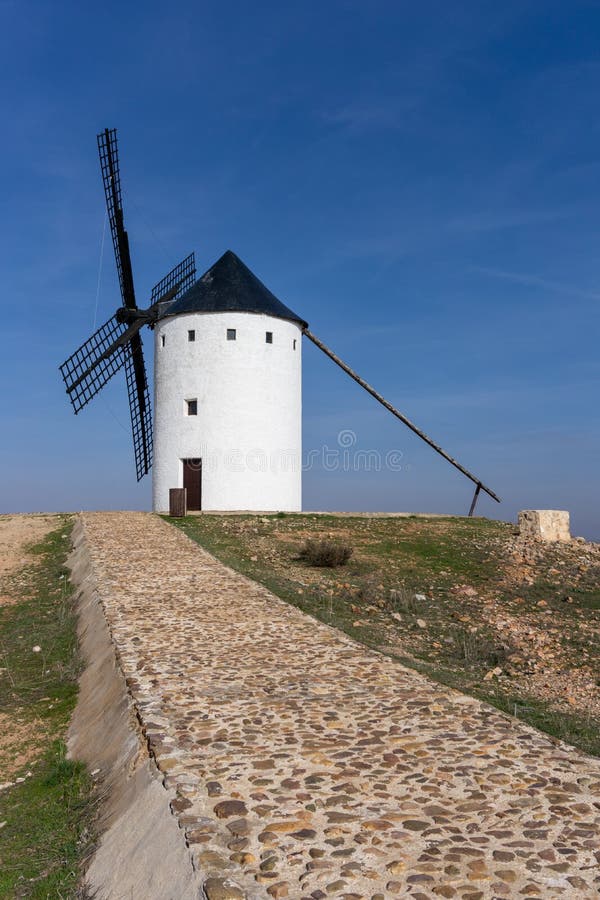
[[80, 512, 600, 899]]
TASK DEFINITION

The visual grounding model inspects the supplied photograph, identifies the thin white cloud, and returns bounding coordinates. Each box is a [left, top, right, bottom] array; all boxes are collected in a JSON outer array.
[[471, 266, 600, 301], [333, 204, 573, 262], [323, 97, 418, 133], [447, 207, 573, 233]]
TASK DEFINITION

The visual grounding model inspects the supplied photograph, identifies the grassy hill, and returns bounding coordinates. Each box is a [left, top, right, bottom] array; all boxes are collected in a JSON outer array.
[[0, 517, 91, 898], [170, 513, 600, 757]]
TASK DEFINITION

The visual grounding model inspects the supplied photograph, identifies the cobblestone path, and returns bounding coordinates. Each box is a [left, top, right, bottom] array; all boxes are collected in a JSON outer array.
[[80, 513, 600, 899]]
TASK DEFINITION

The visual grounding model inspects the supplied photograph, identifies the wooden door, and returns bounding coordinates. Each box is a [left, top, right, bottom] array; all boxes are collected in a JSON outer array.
[[183, 459, 202, 510]]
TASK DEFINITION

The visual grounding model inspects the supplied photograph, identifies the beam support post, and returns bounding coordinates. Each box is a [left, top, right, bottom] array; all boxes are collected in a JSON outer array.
[[468, 483, 482, 517]]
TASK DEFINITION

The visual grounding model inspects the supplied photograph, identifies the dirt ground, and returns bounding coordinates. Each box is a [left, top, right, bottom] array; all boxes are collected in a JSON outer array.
[[0, 514, 58, 606], [0, 515, 58, 780], [0, 713, 46, 785]]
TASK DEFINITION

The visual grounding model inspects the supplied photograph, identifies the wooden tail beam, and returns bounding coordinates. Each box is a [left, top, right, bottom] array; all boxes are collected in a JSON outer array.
[[304, 329, 500, 507], [468, 482, 482, 517]]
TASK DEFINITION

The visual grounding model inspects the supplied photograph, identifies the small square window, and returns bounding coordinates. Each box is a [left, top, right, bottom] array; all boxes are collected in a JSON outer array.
[[186, 399, 198, 416], [161, 335, 166, 347], [227, 328, 236, 341], [188, 329, 195, 342], [266, 331, 273, 344]]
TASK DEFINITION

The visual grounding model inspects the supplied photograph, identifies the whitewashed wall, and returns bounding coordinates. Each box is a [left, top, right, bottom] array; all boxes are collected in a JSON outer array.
[[152, 311, 303, 512]]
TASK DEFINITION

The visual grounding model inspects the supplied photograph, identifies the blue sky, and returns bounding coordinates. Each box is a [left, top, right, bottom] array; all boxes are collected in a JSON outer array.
[[1, 0, 599, 537]]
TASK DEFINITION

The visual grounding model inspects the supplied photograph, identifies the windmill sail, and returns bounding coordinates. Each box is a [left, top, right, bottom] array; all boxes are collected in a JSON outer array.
[[151, 252, 196, 306], [124, 333, 153, 480], [97, 127, 152, 478], [97, 128, 137, 309], [60, 314, 129, 413], [60, 127, 191, 482], [60, 312, 153, 479]]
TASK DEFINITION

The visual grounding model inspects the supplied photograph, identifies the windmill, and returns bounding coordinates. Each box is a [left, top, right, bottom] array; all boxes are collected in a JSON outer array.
[[61, 129, 500, 516], [59, 129, 196, 481]]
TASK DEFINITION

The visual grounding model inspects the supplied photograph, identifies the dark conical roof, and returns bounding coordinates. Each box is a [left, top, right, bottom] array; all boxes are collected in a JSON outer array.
[[162, 250, 307, 327]]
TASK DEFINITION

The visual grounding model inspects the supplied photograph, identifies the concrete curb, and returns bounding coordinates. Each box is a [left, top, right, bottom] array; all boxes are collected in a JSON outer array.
[[66, 515, 203, 900]]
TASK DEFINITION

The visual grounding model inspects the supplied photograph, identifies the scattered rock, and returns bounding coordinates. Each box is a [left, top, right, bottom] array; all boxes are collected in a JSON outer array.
[[483, 666, 503, 681], [386, 861, 405, 875], [203, 877, 246, 900], [214, 800, 248, 819]]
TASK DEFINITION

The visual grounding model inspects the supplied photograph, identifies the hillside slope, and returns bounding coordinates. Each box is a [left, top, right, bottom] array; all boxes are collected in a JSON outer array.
[[172, 514, 600, 756]]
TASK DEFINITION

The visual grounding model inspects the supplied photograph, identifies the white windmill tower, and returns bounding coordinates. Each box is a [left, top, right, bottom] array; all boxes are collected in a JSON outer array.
[[60, 128, 501, 518], [152, 250, 306, 512]]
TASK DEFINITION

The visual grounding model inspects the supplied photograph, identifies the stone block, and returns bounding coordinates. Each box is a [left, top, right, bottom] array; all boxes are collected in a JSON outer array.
[[518, 510, 570, 542]]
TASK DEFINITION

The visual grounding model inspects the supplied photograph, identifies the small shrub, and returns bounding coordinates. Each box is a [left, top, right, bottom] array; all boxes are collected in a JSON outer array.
[[299, 539, 353, 568], [445, 625, 512, 668]]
